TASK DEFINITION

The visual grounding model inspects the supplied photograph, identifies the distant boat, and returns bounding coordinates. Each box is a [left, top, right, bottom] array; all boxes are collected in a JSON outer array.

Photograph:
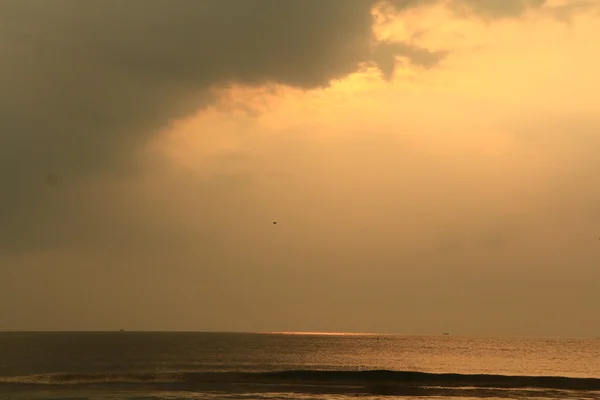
[[120, 329, 125, 332]]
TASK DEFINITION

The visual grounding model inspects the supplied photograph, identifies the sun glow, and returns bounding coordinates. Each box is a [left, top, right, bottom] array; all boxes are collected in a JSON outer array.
[[265, 332, 380, 336]]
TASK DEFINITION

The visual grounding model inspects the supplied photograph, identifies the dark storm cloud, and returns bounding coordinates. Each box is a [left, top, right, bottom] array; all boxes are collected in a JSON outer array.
[[0, 0, 440, 253], [0, 0, 549, 254]]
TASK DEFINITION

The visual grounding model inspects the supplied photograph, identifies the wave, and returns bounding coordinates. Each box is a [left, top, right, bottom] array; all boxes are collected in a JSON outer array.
[[2, 370, 600, 395]]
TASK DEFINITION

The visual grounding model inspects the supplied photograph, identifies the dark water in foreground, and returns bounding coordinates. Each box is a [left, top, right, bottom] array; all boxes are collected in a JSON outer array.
[[1, 332, 599, 399]]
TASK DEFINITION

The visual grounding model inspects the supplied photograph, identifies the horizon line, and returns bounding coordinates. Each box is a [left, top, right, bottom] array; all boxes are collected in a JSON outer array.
[[0, 329, 596, 339]]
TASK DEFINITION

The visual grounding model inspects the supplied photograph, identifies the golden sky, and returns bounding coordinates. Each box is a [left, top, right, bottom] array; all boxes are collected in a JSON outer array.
[[1, 1, 599, 336]]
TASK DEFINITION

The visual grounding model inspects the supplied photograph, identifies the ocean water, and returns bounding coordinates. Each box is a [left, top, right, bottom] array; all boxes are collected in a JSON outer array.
[[0, 332, 599, 400]]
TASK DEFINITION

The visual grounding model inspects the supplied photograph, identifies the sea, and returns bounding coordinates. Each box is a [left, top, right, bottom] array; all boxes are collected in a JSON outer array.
[[0, 332, 599, 400]]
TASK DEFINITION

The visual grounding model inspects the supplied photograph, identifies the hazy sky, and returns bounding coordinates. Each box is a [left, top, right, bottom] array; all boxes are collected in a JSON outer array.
[[1, 0, 599, 336]]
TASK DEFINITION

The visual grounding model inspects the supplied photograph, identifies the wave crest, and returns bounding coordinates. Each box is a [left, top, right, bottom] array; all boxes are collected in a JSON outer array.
[[1, 370, 600, 392]]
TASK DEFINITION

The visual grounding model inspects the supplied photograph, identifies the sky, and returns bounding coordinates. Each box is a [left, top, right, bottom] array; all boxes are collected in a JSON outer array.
[[1, 0, 599, 336]]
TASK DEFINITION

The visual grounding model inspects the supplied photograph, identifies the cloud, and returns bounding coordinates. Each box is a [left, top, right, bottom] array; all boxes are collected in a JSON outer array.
[[548, 0, 600, 22], [386, 0, 546, 18], [0, 0, 555, 256], [451, 0, 546, 18], [0, 0, 445, 253]]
